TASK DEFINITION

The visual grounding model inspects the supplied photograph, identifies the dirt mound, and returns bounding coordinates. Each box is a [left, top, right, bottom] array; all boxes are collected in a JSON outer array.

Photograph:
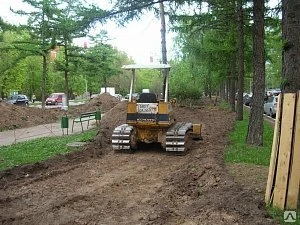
[[84, 101, 229, 156], [83, 101, 127, 155], [0, 101, 127, 187], [0, 93, 121, 131], [0, 102, 62, 131], [89, 92, 120, 110], [69, 93, 120, 116]]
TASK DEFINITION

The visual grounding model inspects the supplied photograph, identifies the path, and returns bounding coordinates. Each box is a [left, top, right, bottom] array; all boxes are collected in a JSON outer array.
[[0, 119, 96, 147]]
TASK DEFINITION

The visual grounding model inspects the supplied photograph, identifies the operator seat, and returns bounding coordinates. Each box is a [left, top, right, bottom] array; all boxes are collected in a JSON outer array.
[[138, 93, 157, 103]]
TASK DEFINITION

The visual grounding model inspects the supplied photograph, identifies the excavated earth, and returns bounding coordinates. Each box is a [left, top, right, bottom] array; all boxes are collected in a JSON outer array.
[[0, 93, 119, 131], [0, 97, 277, 225]]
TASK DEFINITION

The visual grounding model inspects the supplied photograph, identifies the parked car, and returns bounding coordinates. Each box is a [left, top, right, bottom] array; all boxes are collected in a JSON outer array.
[[46, 93, 64, 105], [264, 96, 278, 118], [235, 92, 248, 100], [125, 93, 140, 101], [114, 94, 122, 101], [243, 93, 252, 106], [266, 88, 281, 97], [90, 94, 100, 100], [7, 94, 29, 106]]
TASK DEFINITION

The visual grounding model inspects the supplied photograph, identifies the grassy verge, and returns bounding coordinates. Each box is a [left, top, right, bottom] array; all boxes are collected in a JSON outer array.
[[225, 109, 300, 224], [267, 206, 300, 225], [225, 111, 274, 166], [0, 129, 98, 171]]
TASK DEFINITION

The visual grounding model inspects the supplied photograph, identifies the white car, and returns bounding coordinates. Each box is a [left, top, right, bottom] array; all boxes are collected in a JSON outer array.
[[264, 96, 278, 118], [90, 94, 100, 99], [114, 94, 122, 101]]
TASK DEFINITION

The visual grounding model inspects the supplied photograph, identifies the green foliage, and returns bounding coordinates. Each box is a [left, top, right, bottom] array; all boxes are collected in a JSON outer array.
[[135, 69, 162, 94], [107, 50, 134, 95], [169, 60, 203, 101], [82, 43, 121, 93], [218, 100, 231, 110], [265, 16, 282, 89], [225, 111, 274, 166], [0, 129, 98, 171], [0, 0, 110, 101], [171, 2, 239, 96], [0, 31, 38, 97], [0, 0, 132, 99]]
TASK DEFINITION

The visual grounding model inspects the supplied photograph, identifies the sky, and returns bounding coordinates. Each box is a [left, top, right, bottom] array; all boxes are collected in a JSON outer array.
[[0, 0, 176, 64]]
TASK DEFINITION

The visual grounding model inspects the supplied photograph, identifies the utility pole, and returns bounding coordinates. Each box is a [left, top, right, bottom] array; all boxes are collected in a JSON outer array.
[[84, 41, 88, 98]]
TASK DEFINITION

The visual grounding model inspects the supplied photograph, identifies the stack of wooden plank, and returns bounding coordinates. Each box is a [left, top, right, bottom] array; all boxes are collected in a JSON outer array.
[[265, 91, 300, 210]]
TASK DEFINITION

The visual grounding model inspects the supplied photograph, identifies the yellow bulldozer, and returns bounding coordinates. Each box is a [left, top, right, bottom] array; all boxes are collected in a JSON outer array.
[[111, 64, 202, 153]]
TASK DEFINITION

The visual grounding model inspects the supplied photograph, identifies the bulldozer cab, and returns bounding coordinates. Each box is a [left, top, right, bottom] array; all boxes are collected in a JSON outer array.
[[122, 64, 174, 127]]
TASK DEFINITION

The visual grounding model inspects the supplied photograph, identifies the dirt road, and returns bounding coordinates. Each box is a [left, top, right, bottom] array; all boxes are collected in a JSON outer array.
[[0, 101, 276, 225]]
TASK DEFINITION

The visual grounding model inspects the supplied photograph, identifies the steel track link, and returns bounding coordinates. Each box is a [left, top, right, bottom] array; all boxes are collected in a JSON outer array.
[[111, 124, 134, 151], [165, 122, 192, 152]]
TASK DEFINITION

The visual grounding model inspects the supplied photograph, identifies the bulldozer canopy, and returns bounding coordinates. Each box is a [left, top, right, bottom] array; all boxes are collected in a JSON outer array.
[[122, 64, 171, 70]]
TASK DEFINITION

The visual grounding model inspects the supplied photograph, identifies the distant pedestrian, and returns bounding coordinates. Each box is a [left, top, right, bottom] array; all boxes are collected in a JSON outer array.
[[32, 94, 36, 103]]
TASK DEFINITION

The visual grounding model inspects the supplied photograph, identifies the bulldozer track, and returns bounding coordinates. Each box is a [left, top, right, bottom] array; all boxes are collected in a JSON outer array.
[[165, 122, 192, 152], [111, 124, 134, 151], [111, 122, 193, 153]]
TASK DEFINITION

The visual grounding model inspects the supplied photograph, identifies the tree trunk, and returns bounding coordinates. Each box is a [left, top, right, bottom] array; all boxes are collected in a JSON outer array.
[[229, 53, 236, 112], [207, 69, 212, 99], [104, 77, 107, 92], [247, 0, 265, 146], [225, 80, 229, 103], [64, 43, 69, 106], [236, 0, 245, 120], [282, 0, 300, 92], [220, 81, 226, 100], [160, 2, 168, 99]]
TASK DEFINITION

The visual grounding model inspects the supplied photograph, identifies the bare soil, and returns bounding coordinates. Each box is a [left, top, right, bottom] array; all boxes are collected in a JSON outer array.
[[68, 93, 120, 116], [0, 102, 62, 131], [0, 93, 119, 131], [0, 98, 277, 225]]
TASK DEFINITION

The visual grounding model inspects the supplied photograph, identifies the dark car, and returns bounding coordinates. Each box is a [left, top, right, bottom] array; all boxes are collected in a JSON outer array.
[[7, 94, 29, 106], [243, 94, 252, 106]]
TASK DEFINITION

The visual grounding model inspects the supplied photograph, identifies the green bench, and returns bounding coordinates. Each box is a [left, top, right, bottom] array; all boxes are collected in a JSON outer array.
[[72, 110, 101, 132]]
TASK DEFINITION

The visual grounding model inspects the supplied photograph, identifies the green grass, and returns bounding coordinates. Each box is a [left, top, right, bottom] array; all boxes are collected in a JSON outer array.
[[225, 109, 300, 224], [219, 100, 232, 110], [267, 206, 300, 224], [0, 129, 98, 171], [225, 111, 274, 166]]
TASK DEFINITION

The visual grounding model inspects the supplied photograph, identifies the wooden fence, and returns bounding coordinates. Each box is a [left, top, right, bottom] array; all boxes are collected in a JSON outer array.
[[265, 91, 300, 209]]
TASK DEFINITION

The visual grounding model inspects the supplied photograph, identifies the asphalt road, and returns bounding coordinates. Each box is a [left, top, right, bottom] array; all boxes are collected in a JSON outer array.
[[29, 100, 85, 109]]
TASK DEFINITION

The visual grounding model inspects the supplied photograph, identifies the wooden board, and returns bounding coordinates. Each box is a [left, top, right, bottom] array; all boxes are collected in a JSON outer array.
[[273, 93, 296, 209], [265, 94, 283, 204], [286, 92, 300, 209]]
